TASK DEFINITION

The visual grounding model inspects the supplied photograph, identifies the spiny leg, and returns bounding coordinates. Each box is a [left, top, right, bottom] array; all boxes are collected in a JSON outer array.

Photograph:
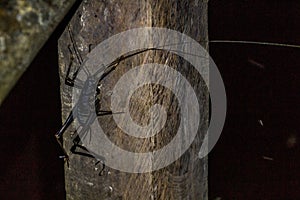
[[65, 25, 89, 88], [54, 111, 75, 167], [95, 98, 124, 116], [65, 45, 82, 87], [70, 110, 113, 176], [70, 135, 106, 176], [70, 135, 94, 158], [68, 25, 83, 65], [65, 44, 85, 88]]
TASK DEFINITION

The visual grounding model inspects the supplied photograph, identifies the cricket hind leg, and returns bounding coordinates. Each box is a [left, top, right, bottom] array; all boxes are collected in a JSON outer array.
[[71, 124, 94, 155], [65, 25, 89, 88], [70, 135, 94, 158], [64, 44, 84, 88], [70, 135, 106, 176], [94, 98, 125, 116]]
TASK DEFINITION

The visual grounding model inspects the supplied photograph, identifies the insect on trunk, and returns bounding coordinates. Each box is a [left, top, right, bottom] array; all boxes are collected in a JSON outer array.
[[58, 0, 209, 199]]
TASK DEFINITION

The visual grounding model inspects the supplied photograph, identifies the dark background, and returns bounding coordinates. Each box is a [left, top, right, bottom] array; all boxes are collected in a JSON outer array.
[[0, 1, 299, 199]]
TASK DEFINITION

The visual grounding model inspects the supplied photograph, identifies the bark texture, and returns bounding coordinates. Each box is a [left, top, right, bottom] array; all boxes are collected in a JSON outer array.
[[58, 0, 208, 199], [0, 0, 76, 105]]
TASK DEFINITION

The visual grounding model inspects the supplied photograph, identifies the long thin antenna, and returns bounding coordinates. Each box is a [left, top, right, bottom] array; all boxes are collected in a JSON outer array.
[[209, 40, 300, 49]]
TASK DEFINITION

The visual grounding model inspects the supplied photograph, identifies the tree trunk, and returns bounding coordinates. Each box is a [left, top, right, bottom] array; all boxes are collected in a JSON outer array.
[[0, 0, 76, 105], [58, 0, 208, 199]]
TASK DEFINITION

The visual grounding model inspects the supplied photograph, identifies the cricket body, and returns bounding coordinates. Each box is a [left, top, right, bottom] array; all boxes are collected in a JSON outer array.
[[55, 67, 113, 174], [76, 76, 97, 125], [54, 25, 116, 174]]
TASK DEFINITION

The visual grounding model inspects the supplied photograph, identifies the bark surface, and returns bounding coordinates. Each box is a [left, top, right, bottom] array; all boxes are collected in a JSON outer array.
[[0, 0, 76, 105], [58, 0, 208, 199]]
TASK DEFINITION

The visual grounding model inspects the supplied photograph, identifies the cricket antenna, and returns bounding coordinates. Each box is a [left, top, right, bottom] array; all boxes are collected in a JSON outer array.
[[209, 40, 300, 49]]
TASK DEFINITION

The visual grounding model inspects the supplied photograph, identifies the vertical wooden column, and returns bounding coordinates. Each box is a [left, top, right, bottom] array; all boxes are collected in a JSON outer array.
[[58, 0, 208, 199]]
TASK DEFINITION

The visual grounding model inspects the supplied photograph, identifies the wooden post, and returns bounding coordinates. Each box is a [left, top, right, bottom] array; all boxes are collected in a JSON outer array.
[[58, 0, 208, 199]]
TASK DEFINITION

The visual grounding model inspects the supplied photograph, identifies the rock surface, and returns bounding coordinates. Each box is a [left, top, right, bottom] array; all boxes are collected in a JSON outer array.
[[0, 0, 76, 105]]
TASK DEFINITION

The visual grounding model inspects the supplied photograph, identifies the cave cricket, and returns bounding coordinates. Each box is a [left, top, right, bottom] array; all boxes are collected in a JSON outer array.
[[54, 25, 165, 175], [55, 25, 300, 175]]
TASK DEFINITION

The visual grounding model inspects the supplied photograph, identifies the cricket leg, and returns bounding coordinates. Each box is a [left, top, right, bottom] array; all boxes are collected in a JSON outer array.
[[95, 160, 106, 176], [64, 45, 84, 88], [54, 110, 75, 167], [97, 110, 113, 116], [71, 128, 106, 176], [70, 134, 94, 158]]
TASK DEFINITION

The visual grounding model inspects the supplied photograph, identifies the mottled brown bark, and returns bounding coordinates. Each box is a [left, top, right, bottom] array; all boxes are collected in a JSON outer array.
[[0, 0, 76, 105], [58, 0, 208, 199]]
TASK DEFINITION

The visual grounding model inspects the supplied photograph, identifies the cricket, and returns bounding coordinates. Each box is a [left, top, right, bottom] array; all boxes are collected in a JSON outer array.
[[54, 26, 300, 176], [54, 25, 177, 175]]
